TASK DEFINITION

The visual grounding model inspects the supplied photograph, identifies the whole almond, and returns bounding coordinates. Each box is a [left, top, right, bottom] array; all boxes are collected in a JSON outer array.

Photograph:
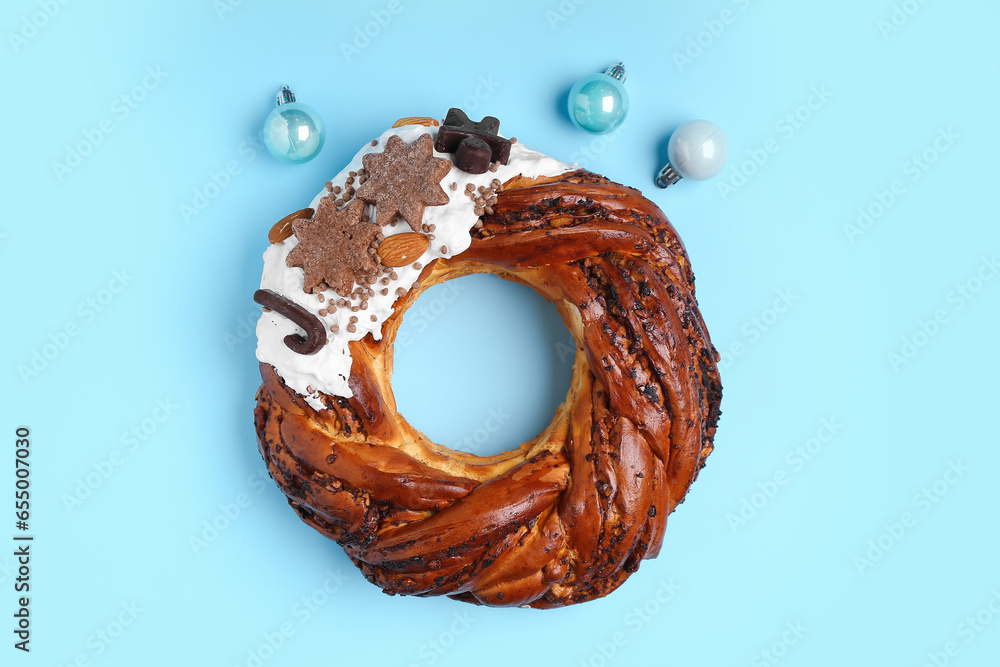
[[269, 207, 314, 244], [377, 233, 430, 267], [391, 116, 441, 128]]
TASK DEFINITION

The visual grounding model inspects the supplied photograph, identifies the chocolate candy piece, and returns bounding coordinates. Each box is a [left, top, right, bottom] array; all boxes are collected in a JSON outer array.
[[434, 108, 511, 173], [453, 136, 492, 174], [254, 289, 326, 355]]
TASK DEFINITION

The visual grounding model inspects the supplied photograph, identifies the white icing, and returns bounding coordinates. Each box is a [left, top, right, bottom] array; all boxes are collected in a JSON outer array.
[[256, 124, 576, 407]]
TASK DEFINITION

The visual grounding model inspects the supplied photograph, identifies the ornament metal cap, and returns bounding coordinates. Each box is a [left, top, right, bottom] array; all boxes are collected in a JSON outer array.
[[605, 62, 627, 82], [276, 85, 296, 106], [655, 163, 682, 189]]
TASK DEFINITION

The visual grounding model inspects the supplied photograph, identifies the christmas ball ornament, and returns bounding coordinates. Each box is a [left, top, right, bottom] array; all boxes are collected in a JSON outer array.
[[656, 120, 729, 188], [568, 63, 630, 135], [262, 86, 326, 164]]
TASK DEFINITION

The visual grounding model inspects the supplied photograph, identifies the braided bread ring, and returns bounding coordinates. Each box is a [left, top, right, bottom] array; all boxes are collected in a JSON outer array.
[[254, 169, 722, 608]]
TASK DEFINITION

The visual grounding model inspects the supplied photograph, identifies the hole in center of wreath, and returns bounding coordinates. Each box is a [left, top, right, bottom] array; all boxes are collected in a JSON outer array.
[[392, 274, 575, 456]]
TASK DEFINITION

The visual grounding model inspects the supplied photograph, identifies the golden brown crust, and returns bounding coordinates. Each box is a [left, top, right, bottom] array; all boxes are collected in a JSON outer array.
[[254, 169, 722, 608]]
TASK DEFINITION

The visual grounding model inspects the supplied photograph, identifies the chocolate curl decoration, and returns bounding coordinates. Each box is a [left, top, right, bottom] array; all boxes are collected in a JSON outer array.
[[434, 108, 511, 174], [253, 289, 326, 355]]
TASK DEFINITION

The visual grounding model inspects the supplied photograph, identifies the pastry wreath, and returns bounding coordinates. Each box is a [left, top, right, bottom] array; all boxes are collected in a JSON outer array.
[[254, 169, 722, 608]]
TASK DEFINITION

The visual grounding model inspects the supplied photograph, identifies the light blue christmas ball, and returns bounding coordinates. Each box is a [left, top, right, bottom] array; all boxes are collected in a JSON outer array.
[[568, 63, 630, 135], [262, 87, 325, 164]]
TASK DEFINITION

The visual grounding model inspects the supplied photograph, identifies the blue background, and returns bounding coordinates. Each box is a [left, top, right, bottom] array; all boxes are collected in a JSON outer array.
[[3, 0, 999, 665]]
